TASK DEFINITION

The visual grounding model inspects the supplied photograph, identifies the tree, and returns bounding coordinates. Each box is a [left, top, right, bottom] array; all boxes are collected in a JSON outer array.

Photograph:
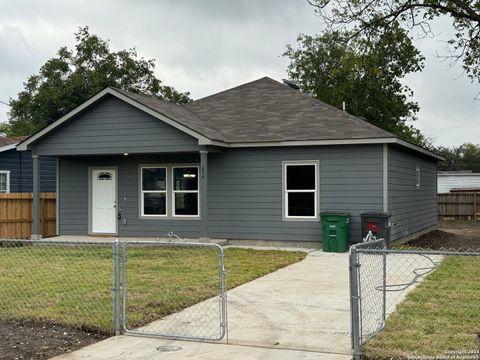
[[308, 0, 480, 86], [436, 145, 464, 170], [437, 143, 480, 172], [1, 27, 190, 136], [284, 24, 430, 146]]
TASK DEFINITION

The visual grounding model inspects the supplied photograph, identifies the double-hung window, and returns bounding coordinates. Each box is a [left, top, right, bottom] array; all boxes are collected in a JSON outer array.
[[283, 161, 318, 220], [141, 167, 167, 216], [140, 165, 199, 218], [0, 171, 10, 193]]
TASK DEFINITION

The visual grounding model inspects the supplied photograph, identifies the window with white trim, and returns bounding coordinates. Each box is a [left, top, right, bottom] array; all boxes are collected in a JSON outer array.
[[283, 161, 318, 219], [140, 165, 199, 218], [172, 167, 199, 216], [141, 167, 167, 216], [415, 166, 421, 187], [0, 171, 10, 193]]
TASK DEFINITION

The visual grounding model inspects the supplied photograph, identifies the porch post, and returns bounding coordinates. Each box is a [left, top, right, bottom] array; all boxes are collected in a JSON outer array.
[[32, 154, 42, 240], [200, 150, 208, 239]]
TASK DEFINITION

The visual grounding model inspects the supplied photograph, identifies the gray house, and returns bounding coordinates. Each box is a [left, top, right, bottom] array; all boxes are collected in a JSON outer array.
[[18, 77, 442, 245]]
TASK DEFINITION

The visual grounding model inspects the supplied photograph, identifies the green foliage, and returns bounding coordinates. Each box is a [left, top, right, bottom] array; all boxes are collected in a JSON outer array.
[[1, 26, 190, 136], [284, 24, 429, 146], [437, 142, 480, 172], [309, 0, 480, 87]]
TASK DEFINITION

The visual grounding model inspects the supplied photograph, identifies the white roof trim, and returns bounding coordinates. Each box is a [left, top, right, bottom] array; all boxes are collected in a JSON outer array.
[[226, 137, 443, 160], [395, 139, 445, 161], [17, 88, 217, 151], [438, 173, 480, 177], [227, 138, 397, 148], [0, 143, 18, 153]]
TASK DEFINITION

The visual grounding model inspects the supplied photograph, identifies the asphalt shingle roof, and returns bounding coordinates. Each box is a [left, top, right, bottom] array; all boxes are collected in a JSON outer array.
[[185, 77, 394, 143], [116, 77, 394, 144], [0, 135, 24, 147]]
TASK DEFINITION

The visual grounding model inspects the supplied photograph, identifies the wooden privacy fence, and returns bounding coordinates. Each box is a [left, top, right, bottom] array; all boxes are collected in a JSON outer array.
[[437, 192, 480, 220], [0, 193, 56, 239]]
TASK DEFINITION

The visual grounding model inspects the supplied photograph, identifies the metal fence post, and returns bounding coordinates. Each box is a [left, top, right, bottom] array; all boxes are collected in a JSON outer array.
[[113, 239, 121, 336], [382, 251, 387, 327], [122, 240, 128, 332], [350, 245, 362, 360], [218, 246, 228, 341]]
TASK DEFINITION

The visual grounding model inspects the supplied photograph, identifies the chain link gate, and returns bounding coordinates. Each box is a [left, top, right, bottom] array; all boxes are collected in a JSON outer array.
[[119, 239, 227, 341], [350, 240, 480, 360]]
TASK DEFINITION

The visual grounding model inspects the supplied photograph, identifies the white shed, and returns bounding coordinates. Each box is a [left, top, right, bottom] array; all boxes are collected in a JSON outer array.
[[437, 171, 480, 193]]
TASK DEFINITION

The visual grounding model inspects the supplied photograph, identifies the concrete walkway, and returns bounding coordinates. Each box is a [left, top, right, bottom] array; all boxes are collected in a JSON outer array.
[[52, 250, 353, 360]]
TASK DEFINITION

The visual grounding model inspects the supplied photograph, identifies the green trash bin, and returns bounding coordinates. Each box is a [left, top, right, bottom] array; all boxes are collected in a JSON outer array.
[[320, 212, 350, 252]]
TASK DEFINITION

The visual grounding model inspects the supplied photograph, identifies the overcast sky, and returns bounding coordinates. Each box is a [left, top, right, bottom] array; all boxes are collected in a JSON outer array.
[[0, 0, 479, 147]]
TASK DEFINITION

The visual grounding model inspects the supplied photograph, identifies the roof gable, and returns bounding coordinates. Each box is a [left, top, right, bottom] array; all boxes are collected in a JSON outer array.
[[26, 95, 202, 156], [17, 88, 221, 151]]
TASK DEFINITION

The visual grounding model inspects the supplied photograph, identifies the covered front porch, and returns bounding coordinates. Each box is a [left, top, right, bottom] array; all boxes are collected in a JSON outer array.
[[31, 150, 211, 240]]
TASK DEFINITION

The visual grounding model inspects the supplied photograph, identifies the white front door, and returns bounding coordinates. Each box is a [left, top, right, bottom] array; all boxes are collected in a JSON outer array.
[[91, 169, 117, 234]]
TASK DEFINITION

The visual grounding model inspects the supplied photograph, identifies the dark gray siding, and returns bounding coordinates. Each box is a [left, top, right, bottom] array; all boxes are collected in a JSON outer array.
[[388, 145, 437, 241], [58, 154, 201, 237], [58, 145, 383, 242], [208, 145, 384, 243], [0, 149, 56, 192], [32, 95, 200, 156]]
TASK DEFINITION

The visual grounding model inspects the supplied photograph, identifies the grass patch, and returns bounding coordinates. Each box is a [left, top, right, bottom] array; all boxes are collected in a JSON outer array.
[[364, 256, 480, 359], [0, 244, 306, 334]]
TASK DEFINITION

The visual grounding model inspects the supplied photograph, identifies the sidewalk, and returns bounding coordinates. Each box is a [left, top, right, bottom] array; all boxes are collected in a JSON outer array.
[[53, 250, 353, 360]]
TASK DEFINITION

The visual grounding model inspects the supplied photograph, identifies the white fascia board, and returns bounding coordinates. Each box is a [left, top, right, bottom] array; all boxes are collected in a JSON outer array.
[[394, 139, 445, 161], [17, 88, 221, 151], [227, 137, 443, 161], [438, 173, 480, 177], [227, 138, 397, 148], [0, 143, 18, 153]]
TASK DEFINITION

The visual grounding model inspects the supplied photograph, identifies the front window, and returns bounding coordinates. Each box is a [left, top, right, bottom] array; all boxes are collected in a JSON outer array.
[[173, 167, 199, 216], [140, 165, 199, 218], [0, 171, 10, 193], [283, 162, 318, 219], [141, 167, 167, 216]]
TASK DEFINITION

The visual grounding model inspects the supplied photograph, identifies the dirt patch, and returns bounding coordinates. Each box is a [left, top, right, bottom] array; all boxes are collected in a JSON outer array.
[[407, 221, 480, 250], [0, 319, 108, 360]]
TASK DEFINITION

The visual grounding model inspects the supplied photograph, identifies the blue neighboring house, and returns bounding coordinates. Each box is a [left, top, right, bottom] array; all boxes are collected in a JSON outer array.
[[0, 134, 56, 193]]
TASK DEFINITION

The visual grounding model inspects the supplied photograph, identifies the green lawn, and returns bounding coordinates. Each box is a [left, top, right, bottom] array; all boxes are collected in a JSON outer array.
[[0, 244, 306, 334], [364, 255, 480, 359]]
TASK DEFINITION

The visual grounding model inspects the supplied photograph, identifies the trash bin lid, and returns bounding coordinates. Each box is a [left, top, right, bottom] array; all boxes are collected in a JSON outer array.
[[320, 211, 349, 216], [360, 211, 391, 218]]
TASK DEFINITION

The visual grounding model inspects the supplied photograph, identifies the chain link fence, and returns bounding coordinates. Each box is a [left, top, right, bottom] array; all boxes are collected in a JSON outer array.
[[0, 237, 227, 344], [122, 240, 227, 341], [0, 239, 116, 334], [350, 241, 480, 359]]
